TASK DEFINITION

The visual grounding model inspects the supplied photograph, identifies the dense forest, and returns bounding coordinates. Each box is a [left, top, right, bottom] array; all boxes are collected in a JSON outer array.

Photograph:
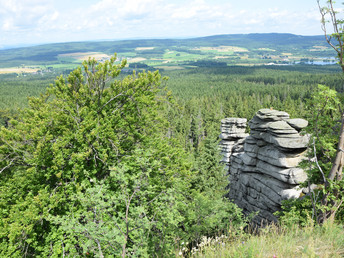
[[3, 0, 344, 254], [1, 64, 342, 141], [0, 55, 344, 256]]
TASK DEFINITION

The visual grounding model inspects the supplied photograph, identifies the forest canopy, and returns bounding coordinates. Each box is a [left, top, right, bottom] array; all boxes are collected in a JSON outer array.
[[0, 55, 244, 257]]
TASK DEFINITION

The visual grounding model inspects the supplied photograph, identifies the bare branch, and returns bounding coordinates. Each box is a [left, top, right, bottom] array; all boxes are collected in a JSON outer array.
[[312, 137, 328, 184], [0, 157, 16, 174], [318, 1, 340, 53], [98, 92, 125, 114]]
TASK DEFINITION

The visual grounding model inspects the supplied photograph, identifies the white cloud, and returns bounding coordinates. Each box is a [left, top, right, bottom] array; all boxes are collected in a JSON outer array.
[[89, 0, 158, 20], [0, 0, 56, 31], [0, 0, 325, 46], [2, 19, 13, 31]]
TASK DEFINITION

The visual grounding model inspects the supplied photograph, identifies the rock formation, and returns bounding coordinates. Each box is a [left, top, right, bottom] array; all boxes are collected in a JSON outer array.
[[219, 118, 248, 170], [221, 109, 309, 225]]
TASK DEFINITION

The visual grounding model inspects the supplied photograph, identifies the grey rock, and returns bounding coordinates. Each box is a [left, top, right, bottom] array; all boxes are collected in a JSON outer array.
[[302, 184, 319, 194], [267, 121, 299, 135], [280, 188, 302, 200], [245, 135, 257, 144], [257, 139, 268, 147], [219, 117, 248, 166], [220, 109, 308, 225], [242, 153, 258, 166], [256, 160, 308, 184], [244, 142, 260, 155], [219, 133, 249, 140], [261, 133, 310, 150], [256, 109, 290, 121], [287, 118, 308, 130], [221, 117, 247, 125], [257, 145, 307, 168]]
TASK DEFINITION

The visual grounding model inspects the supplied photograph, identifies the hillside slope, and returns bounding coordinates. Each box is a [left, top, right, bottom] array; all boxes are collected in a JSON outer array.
[[0, 33, 332, 68]]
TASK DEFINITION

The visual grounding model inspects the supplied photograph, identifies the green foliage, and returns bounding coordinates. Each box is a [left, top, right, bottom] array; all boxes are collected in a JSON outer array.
[[0, 55, 173, 256], [184, 138, 246, 245], [128, 62, 150, 69], [306, 84, 344, 221], [0, 55, 246, 256], [278, 84, 344, 224], [0, 73, 56, 111], [2, 41, 344, 256], [48, 147, 189, 257], [276, 198, 314, 228], [187, 60, 227, 67], [306, 84, 341, 180]]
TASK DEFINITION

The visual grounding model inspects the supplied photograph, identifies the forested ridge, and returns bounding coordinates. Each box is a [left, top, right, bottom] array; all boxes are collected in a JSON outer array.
[[0, 33, 329, 64]]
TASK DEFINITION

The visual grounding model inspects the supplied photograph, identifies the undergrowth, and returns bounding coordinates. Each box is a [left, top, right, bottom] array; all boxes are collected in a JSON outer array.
[[179, 222, 344, 257]]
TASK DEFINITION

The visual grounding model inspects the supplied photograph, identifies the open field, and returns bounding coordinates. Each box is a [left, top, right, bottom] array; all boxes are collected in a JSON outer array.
[[127, 57, 147, 62], [58, 52, 110, 61], [0, 33, 337, 72], [195, 46, 248, 52], [0, 67, 40, 74], [135, 47, 155, 51], [155, 65, 185, 70]]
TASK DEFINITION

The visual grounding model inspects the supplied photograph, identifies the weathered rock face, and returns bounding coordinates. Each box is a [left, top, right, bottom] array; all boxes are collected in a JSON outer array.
[[222, 109, 309, 225], [219, 118, 249, 170]]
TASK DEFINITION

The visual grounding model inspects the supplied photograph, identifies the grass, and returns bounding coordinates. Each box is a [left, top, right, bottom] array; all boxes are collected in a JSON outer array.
[[163, 51, 205, 61], [43, 63, 80, 69], [182, 222, 344, 258], [117, 52, 137, 58]]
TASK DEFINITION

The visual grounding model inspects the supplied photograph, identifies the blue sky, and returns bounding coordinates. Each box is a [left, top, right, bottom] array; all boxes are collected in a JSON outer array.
[[0, 0, 333, 48]]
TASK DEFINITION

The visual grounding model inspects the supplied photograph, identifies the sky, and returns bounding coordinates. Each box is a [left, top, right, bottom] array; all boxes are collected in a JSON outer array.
[[0, 0, 333, 48]]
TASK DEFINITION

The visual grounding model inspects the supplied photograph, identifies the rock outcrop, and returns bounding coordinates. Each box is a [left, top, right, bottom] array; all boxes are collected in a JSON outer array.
[[219, 118, 248, 170], [222, 109, 309, 225]]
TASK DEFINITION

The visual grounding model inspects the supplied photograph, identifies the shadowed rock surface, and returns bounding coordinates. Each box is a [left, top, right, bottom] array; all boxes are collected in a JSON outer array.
[[221, 109, 309, 225]]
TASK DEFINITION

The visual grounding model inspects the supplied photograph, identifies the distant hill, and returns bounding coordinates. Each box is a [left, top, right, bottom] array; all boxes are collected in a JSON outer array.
[[185, 33, 326, 47], [0, 33, 334, 69]]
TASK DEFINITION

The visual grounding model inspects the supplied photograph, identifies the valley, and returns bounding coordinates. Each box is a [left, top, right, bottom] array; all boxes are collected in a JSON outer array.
[[0, 33, 336, 73]]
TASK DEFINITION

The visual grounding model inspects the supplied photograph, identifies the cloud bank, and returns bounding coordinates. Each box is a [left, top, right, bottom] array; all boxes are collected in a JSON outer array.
[[0, 0, 322, 47]]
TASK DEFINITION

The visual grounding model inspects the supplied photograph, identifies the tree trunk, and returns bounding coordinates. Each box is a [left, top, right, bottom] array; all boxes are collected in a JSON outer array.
[[328, 112, 344, 181], [320, 112, 344, 223]]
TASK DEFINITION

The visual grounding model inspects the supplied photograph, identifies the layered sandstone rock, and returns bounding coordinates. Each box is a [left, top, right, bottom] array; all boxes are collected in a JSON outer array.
[[219, 118, 248, 170], [222, 109, 309, 225]]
